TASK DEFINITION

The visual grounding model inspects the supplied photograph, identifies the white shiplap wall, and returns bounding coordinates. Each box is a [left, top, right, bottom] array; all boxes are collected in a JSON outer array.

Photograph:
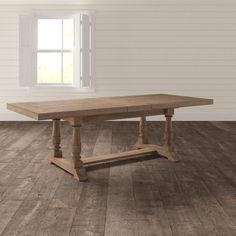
[[0, 0, 236, 121]]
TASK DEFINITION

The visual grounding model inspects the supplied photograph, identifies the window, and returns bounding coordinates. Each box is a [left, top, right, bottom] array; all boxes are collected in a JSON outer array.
[[37, 18, 74, 84], [19, 12, 95, 90]]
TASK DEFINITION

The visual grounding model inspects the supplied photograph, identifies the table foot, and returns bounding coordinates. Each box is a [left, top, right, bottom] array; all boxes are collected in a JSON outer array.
[[135, 143, 179, 162]]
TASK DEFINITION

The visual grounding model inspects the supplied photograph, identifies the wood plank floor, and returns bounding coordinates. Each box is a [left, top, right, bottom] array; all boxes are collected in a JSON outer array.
[[0, 121, 236, 236]]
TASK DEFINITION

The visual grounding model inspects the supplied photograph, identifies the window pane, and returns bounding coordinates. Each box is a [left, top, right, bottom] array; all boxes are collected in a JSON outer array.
[[37, 53, 61, 83], [63, 53, 73, 84], [63, 19, 74, 50], [38, 19, 62, 50]]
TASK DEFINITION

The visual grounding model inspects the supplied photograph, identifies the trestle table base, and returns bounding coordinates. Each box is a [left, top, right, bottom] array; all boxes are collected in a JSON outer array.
[[50, 108, 178, 182]]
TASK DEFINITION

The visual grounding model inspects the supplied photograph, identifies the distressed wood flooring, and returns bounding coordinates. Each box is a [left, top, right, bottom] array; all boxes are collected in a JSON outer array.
[[0, 121, 235, 236]]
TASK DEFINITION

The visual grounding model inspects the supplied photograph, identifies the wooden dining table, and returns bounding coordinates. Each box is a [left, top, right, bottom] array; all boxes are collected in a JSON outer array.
[[7, 94, 213, 182]]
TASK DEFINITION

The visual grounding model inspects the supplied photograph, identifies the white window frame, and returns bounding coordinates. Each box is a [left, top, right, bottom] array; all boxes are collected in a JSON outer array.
[[34, 14, 77, 86], [19, 11, 95, 92]]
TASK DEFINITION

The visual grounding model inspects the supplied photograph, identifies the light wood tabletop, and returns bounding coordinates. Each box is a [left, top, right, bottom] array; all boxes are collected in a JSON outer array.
[[7, 94, 213, 120]]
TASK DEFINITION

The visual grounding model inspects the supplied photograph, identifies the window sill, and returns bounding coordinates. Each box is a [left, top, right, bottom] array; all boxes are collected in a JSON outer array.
[[29, 85, 95, 93]]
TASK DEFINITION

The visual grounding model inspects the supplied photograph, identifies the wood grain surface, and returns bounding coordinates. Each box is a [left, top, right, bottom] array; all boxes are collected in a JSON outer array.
[[7, 94, 213, 120], [0, 121, 235, 236]]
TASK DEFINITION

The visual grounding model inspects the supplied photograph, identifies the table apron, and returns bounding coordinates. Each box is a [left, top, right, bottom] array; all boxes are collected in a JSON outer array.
[[66, 108, 169, 123]]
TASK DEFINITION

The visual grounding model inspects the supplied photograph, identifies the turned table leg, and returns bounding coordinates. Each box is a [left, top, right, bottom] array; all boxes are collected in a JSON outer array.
[[135, 116, 148, 147], [71, 123, 88, 181], [163, 109, 179, 161], [51, 119, 62, 158]]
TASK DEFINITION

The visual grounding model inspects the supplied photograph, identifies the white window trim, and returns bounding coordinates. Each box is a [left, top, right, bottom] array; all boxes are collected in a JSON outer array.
[[19, 10, 95, 92], [35, 18, 75, 86]]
